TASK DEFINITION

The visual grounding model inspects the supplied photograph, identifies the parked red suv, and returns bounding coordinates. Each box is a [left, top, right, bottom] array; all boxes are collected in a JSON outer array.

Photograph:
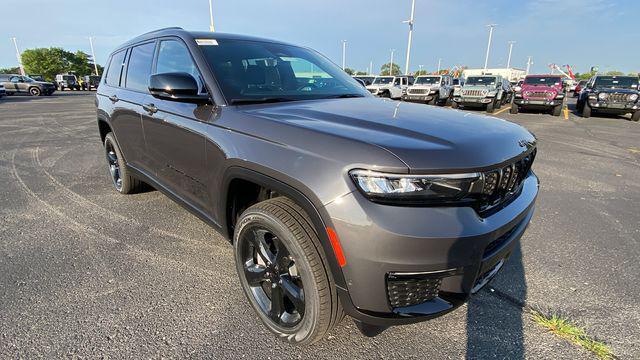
[[511, 75, 566, 116]]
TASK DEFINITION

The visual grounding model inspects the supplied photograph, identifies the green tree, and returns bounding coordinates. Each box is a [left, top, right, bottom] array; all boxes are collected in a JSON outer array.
[[380, 62, 401, 76], [605, 70, 624, 76], [414, 70, 428, 76], [355, 71, 368, 75], [344, 67, 355, 75], [0, 67, 21, 74], [22, 48, 73, 81]]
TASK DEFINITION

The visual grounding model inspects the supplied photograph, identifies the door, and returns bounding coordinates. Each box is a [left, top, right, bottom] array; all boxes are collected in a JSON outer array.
[[141, 38, 211, 210], [108, 43, 155, 176], [8, 76, 22, 93]]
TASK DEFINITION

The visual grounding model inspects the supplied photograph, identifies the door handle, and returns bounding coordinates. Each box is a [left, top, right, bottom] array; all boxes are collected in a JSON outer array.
[[142, 103, 158, 114], [108, 95, 119, 103]]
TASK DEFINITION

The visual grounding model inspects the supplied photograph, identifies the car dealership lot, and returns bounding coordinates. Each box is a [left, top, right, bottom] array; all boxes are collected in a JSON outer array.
[[1, 93, 638, 358]]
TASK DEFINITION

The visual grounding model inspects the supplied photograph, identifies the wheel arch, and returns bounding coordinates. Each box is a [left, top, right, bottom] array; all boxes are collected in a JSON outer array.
[[220, 165, 348, 291]]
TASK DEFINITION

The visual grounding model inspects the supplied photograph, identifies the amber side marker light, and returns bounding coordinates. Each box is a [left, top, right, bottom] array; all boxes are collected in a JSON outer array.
[[326, 227, 346, 267]]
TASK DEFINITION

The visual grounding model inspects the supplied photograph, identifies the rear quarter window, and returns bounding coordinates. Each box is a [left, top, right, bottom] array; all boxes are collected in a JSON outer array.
[[125, 42, 156, 92], [105, 50, 127, 86]]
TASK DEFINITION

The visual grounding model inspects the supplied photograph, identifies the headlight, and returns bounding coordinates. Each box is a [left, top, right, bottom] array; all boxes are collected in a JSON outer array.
[[598, 92, 608, 100], [429, 90, 437, 94], [349, 169, 481, 204], [486, 91, 496, 97], [629, 94, 638, 102]]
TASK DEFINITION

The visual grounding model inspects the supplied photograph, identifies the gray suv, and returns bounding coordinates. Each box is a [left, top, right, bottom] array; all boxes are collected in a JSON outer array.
[[0, 74, 56, 96], [96, 28, 538, 344]]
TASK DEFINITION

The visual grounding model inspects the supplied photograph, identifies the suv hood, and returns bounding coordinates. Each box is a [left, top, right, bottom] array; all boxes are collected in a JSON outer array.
[[239, 97, 535, 171], [594, 88, 638, 94]]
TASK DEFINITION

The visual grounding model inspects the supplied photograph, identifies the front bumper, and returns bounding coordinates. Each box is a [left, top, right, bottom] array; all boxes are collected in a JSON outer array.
[[453, 96, 494, 106], [588, 100, 639, 114], [0, 89, 5, 96], [514, 97, 563, 108], [402, 94, 435, 102], [325, 172, 539, 326]]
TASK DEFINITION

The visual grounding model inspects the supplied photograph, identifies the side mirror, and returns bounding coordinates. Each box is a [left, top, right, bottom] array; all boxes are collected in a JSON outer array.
[[148, 72, 210, 104]]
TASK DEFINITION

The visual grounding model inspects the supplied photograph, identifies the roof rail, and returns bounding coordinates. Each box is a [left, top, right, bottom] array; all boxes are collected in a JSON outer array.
[[137, 26, 184, 37]]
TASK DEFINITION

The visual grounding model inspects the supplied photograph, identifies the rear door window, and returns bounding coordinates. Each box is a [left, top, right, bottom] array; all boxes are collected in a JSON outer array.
[[105, 50, 127, 86], [125, 42, 156, 92]]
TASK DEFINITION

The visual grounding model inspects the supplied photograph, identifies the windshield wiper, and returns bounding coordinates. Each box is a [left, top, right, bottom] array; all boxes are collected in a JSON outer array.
[[229, 97, 297, 105], [324, 94, 365, 99]]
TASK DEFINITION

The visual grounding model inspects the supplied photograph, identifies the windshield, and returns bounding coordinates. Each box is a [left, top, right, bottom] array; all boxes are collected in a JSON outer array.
[[197, 39, 368, 104], [465, 76, 496, 86], [524, 77, 562, 86], [63, 75, 75, 81], [414, 76, 440, 85], [594, 76, 638, 89], [372, 77, 393, 85]]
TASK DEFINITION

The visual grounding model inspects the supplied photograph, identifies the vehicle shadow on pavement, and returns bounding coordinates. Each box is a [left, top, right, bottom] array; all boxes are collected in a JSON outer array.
[[465, 241, 526, 359]]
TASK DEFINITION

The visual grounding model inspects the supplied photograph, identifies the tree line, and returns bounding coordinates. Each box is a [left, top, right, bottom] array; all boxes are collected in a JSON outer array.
[[0, 47, 103, 81]]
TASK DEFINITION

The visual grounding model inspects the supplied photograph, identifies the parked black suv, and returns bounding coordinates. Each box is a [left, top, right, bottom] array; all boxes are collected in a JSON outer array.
[[96, 28, 538, 344], [577, 75, 640, 121], [0, 74, 56, 96]]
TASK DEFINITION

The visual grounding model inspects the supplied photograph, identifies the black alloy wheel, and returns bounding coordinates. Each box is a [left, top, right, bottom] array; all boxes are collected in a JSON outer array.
[[105, 139, 123, 192], [239, 226, 305, 327]]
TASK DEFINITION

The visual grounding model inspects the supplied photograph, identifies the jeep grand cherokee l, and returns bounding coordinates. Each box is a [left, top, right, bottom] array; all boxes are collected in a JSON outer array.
[[96, 28, 538, 344]]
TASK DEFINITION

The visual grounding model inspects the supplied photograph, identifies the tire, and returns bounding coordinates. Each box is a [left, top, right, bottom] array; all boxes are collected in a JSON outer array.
[[632, 111, 640, 122], [59, 86, 64, 91], [428, 94, 439, 106], [552, 104, 562, 117], [29, 87, 41, 96], [103, 132, 144, 194], [444, 93, 453, 107], [451, 101, 458, 109], [486, 99, 496, 113], [234, 197, 343, 345], [582, 102, 592, 118], [510, 103, 519, 114]]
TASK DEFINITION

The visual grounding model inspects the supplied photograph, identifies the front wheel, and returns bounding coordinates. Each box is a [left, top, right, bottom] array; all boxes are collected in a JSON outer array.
[[552, 104, 562, 117], [451, 101, 458, 109], [486, 98, 497, 113], [582, 102, 592, 118], [234, 197, 343, 345], [29, 87, 42, 96], [428, 94, 439, 106], [632, 111, 640, 122], [510, 103, 519, 114]]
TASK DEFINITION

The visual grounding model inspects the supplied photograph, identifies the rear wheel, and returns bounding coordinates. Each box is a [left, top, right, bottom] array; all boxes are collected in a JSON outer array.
[[103, 132, 144, 194], [234, 197, 343, 345]]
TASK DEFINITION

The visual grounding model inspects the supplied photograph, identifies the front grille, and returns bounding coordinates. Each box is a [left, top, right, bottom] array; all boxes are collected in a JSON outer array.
[[477, 149, 536, 215], [462, 89, 486, 97], [408, 88, 429, 95], [607, 92, 631, 102], [524, 91, 555, 100], [387, 276, 442, 308], [483, 220, 522, 258]]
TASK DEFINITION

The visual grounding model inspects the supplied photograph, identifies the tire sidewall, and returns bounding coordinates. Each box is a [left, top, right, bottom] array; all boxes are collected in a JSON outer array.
[[233, 208, 321, 344], [104, 133, 130, 193], [30, 87, 41, 96]]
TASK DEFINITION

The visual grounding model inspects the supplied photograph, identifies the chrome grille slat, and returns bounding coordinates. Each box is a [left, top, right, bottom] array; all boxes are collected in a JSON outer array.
[[462, 89, 486, 97], [607, 92, 629, 102], [408, 88, 429, 95]]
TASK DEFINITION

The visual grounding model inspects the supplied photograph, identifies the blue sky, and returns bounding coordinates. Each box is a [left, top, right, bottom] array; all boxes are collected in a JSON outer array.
[[2, 0, 639, 74]]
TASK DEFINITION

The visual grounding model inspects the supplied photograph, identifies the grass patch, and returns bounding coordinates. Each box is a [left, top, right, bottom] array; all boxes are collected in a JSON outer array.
[[531, 310, 614, 360]]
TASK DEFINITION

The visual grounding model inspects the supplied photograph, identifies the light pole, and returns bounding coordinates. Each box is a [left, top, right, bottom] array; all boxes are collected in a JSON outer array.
[[403, 0, 416, 75], [88, 36, 99, 76], [208, 0, 215, 32], [369, 60, 373, 75], [390, 49, 395, 76], [341, 40, 347, 70], [526, 56, 533, 75], [506, 41, 516, 69], [437, 58, 442, 74], [418, 64, 424, 74], [483, 24, 497, 70], [11, 37, 25, 76]]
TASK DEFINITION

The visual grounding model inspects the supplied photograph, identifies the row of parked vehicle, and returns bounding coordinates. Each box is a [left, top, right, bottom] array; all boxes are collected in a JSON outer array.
[[354, 73, 640, 121], [0, 73, 102, 97]]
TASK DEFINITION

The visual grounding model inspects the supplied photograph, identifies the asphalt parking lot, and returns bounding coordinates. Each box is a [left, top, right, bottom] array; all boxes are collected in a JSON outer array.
[[1, 92, 638, 359]]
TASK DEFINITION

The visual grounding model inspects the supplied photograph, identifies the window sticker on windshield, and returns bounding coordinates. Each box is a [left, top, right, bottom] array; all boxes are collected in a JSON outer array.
[[612, 80, 619, 84], [196, 39, 218, 46]]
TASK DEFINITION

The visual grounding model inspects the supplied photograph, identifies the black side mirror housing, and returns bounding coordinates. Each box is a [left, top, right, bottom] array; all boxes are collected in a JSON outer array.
[[148, 72, 210, 104]]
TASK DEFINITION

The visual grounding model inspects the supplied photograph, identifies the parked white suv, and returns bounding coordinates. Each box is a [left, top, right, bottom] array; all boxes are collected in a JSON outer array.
[[366, 75, 413, 99], [403, 75, 454, 106]]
